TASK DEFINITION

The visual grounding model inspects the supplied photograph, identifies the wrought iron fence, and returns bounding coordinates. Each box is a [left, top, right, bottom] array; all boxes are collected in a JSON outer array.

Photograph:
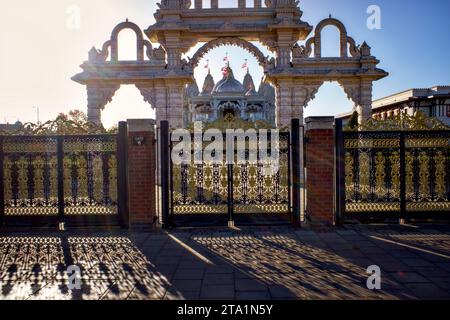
[[336, 120, 450, 221], [0, 128, 128, 227], [170, 132, 291, 219]]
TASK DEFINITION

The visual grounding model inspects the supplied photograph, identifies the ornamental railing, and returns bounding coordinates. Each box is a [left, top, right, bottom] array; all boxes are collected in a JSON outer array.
[[336, 117, 450, 222], [0, 123, 128, 228]]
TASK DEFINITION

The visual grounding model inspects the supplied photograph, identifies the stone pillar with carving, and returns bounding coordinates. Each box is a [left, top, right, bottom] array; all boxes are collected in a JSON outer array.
[[166, 81, 185, 128], [276, 81, 293, 128], [358, 80, 373, 123], [154, 82, 168, 126], [86, 84, 119, 125]]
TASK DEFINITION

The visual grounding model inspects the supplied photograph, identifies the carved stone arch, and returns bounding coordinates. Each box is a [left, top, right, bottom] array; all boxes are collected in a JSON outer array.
[[314, 17, 349, 58], [189, 37, 267, 69], [110, 20, 146, 62]]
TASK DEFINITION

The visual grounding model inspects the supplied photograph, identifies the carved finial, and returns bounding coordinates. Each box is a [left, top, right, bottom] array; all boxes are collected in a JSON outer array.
[[360, 41, 371, 56]]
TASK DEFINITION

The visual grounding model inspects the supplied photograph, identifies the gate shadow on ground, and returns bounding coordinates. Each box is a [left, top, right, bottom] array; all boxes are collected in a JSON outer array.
[[1, 226, 449, 300]]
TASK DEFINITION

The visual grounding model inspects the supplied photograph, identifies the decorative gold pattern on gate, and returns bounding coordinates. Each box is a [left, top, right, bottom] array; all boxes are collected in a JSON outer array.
[[345, 152, 354, 200], [17, 156, 29, 201], [434, 151, 446, 200], [345, 139, 399, 149], [418, 152, 430, 200], [33, 156, 45, 200], [389, 151, 401, 199], [3, 157, 13, 202], [92, 154, 104, 203], [407, 202, 450, 212], [375, 152, 386, 199], [358, 151, 370, 200], [347, 111, 450, 131], [346, 203, 401, 212], [406, 138, 449, 148], [3, 139, 57, 154], [49, 156, 58, 200], [63, 156, 73, 199], [108, 155, 118, 203], [405, 152, 414, 200], [76, 154, 88, 202]]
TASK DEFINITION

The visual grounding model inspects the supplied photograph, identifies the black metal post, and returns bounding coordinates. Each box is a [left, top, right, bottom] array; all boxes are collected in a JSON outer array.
[[160, 121, 170, 229], [0, 136, 4, 226], [291, 119, 301, 227], [57, 136, 65, 226], [399, 132, 406, 220], [117, 122, 129, 228], [226, 132, 234, 226], [335, 119, 345, 226]]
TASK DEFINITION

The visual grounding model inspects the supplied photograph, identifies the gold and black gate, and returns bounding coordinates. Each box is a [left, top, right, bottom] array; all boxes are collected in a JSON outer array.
[[335, 118, 450, 222], [164, 125, 296, 227], [0, 123, 128, 228]]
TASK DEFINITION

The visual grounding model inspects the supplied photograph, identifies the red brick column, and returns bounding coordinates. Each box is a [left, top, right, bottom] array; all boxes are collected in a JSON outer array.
[[127, 119, 156, 228], [305, 117, 336, 226]]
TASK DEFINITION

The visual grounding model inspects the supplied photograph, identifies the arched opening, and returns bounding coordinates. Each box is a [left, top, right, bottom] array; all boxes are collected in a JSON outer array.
[[102, 85, 154, 129], [202, 0, 211, 9], [184, 42, 275, 126], [320, 26, 341, 57], [192, 45, 264, 90], [218, 0, 237, 8], [303, 82, 353, 118], [117, 29, 138, 61]]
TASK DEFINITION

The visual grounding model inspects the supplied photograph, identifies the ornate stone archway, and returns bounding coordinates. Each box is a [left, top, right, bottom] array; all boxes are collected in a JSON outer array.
[[72, 1, 387, 128], [189, 37, 269, 70]]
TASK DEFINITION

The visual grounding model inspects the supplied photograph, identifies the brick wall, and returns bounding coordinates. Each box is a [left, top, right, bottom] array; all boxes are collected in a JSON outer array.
[[127, 120, 156, 228], [305, 117, 335, 226]]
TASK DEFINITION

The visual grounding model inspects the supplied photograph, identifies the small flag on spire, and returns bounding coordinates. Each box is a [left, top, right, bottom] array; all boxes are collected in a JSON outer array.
[[204, 59, 209, 69], [223, 52, 229, 62], [242, 59, 248, 69]]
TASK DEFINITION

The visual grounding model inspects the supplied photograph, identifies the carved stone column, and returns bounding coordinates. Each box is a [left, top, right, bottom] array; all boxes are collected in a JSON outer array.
[[166, 81, 185, 128], [154, 82, 168, 126], [275, 81, 293, 128], [358, 80, 373, 123], [86, 84, 119, 125]]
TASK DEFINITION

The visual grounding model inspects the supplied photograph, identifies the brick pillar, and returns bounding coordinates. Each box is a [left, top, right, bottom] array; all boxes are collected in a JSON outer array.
[[305, 117, 335, 226], [127, 119, 157, 228]]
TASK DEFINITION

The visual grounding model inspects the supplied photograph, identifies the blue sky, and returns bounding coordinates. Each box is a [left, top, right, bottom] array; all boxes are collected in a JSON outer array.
[[0, 0, 449, 127]]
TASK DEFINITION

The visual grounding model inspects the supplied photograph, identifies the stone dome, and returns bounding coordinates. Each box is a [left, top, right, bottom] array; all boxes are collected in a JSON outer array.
[[212, 66, 245, 94]]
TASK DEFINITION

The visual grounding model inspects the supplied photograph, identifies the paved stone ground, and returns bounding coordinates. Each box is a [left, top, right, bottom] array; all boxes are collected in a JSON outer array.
[[1, 224, 450, 300]]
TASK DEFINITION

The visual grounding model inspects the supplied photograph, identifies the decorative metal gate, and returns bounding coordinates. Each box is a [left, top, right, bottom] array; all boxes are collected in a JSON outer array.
[[0, 129, 128, 227], [169, 132, 292, 226], [336, 119, 450, 222]]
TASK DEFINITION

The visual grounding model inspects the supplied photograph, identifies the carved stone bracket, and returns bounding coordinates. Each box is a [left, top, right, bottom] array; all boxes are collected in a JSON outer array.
[[339, 81, 361, 107], [86, 85, 120, 124], [136, 85, 156, 108]]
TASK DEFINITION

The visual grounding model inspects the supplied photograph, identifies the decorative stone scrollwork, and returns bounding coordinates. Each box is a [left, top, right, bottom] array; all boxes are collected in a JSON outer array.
[[299, 17, 372, 59], [157, 0, 191, 9]]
